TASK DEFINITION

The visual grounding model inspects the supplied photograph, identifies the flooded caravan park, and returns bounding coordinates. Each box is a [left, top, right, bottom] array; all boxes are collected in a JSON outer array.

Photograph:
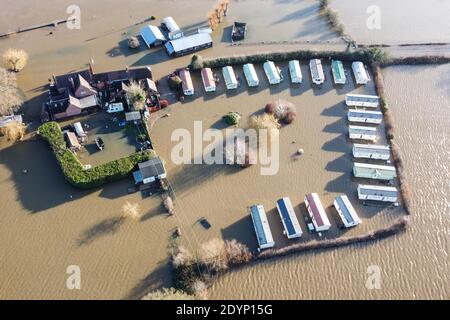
[[0, 0, 449, 300]]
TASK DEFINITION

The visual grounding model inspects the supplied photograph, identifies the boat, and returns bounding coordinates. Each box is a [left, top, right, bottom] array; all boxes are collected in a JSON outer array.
[[95, 137, 105, 151], [231, 22, 247, 41]]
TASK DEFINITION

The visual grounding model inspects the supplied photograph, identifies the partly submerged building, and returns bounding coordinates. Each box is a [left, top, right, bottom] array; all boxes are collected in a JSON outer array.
[[161, 16, 183, 40], [348, 110, 383, 125], [179, 69, 194, 96], [250, 204, 275, 250], [352, 144, 391, 161], [353, 162, 397, 181], [305, 193, 331, 232], [310, 59, 325, 85], [331, 60, 346, 84], [243, 63, 259, 87], [352, 61, 370, 85], [276, 197, 303, 239], [201, 68, 216, 92], [333, 195, 361, 228], [289, 60, 302, 84], [349, 125, 378, 142], [346, 94, 380, 108], [357, 184, 399, 203], [222, 66, 238, 90], [263, 61, 282, 85], [165, 33, 213, 57], [140, 25, 166, 47], [133, 157, 167, 184]]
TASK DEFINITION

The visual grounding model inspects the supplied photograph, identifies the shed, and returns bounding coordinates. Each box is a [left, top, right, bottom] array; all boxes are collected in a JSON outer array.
[[140, 25, 166, 47], [353, 144, 391, 160], [133, 157, 167, 184], [305, 193, 331, 232], [353, 163, 397, 181], [276, 197, 303, 239], [348, 110, 383, 124], [310, 59, 325, 85], [201, 68, 216, 92], [263, 61, 281, 85], [179, 69, 194, 96], [334, 195, 361, 228], [222, 66, 238, 90], [162, 17, 181, 40], [74, 122, 87, 138], [250, 205, 275, 250], [289, 60, 302, 84], [346, 94, 380, 108], [352, 61, 370, 85], [243, 63, 259, 87], [65, 132, 81, 151], [331, 60, 346, 84], [349, 125, 378, 141], [357, 184, 399, 203]]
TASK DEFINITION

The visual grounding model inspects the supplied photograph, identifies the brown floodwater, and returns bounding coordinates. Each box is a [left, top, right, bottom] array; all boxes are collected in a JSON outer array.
[[0, 0, 449, 300]]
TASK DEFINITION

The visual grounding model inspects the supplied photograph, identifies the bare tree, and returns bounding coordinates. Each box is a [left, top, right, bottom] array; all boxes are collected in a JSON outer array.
[[0, 120, 26, 142], [122, 201, 142, 220], [0, 68, 23, 116], [125, 81, 146, 111], [2, 49, 29, 72]]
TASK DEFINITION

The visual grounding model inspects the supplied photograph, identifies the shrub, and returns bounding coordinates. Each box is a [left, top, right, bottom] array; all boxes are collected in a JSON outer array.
[[189, 55, 204, 71], [125, 81, 146, 111], [284, 111, 297, 124], [173, 263, 198, 293], [198, 238, 228, 272], [3, 48, 28, 72], [39, 122, 155, 189], [0, 120, 26, 142], [142, 288, 194, 300], [225, 239, 252, 265], [0, 68, 23, 116], [160, 99, 169, 109], [264, 103, 276, 114], [164, 196, 175, 215], [172, 246, 194, 268], [128, 36, 140, 49], [190, 280, 208, 300], [319, 0, 329, 9], [223, 112, 241, 126], [122, 202, 141, 220]]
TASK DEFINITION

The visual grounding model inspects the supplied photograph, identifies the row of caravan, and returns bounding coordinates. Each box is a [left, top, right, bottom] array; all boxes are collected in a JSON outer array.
[[250, 194, 361, 250]]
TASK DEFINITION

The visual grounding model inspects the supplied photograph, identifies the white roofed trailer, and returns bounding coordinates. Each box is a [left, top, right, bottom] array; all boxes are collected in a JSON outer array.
[[310, 59, 325, 85], [305, 193, 331, 232], [276, 197, 303, 239], [333, 195, 361, 228], [263, 61, 282, 85], [352, 61, 370, 85], [357, 184, 399, 203], [353, 144, 391, 161], [289, 60, 302, 84], [348, 110, 383, 125], [201, 68, 216, 92], [222, 66, 238, 90], [250, 205, 275, 250], [346, 94, 380, 108], [179, 69, 194, 96], [353, 163, 397, 181], [243, 63, 259, 87], [349, 125, 378, 142], [162, 17, 182, 40]]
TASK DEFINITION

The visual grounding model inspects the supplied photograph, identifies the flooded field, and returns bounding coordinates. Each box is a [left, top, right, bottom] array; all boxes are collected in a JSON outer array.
[[0, 0, 449, 300]]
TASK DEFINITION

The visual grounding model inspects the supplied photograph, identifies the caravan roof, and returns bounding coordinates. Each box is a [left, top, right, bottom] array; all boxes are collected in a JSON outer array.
[[201, 68, 216, 92], [334, 195, 361, 227], [346, 94, 380, 108], [352, 61, 370, 84], [305, 193, 331, 231], [310, 59, 325, 84], [358, 184, 399, 200], [331, 60, 346, 84], [289, 60, 302, 83], [263, 61, 281, 84], [250, 205, 275, 249], [243, 63, 259, 87], [162, 17, 180, 33], [276, 197, 303, 239], [222, 66, 238, 89], [179, 69, 194, 95]]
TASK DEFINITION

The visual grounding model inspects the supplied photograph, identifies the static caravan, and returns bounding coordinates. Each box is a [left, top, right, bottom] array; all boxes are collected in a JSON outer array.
[[201, 68, 216, 92], [165, 33, 213, 57], [276, 197, 303, 239], [250, 205, 275, 250], [357, 184, 399, 203], [346, 94, 380, 108], [353, 163, 397, 181], [334, 195, 361, 228], [331, 60, 346, 84], [74, 122, 87, 138], [263, 61, 282, 85], [289, 60, 302, 84], [353, 144, 391, 161], [304, 193, 331, 232], [349, 125, 378, 142], [243, 63, 259, 87], [309, 59, 325, 85], [348, 110, 383, 125], [162, 17, 182, 40], [352, 61, 370, 85], [179, 69, 194, 96], [222, 66, 238, 90]]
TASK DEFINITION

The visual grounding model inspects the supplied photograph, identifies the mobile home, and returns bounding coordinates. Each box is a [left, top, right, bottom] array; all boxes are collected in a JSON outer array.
[[353, 144, 391, 161], [263, 61, 282, 85], [353, 163, 397, 181], [222, 66, 238, 90], [276, 197, 303, 239], [346, 94, 380, 108], [309, 59, 325, 85], [243, 63, 259, 87], [349, 125, 378, 142], [288, 60, 302, 84], [305, 193, 331, 232], [73, 122, 87, 138], [165, 33, 213, 57], [352, 61, 370, 85], [348, 110, 383, 124], [162, 17, 182, 40], [333, 195, 361, 228], [201, 68, 216, 92], [331, 60, 346, 84], [250, 205, 275, 250], [357, 184, 399, 203], [179, 69, 194, 96]]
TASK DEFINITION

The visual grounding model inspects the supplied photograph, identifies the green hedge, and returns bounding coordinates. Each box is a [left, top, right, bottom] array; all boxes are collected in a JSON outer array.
[[39, 122, 155, 189]]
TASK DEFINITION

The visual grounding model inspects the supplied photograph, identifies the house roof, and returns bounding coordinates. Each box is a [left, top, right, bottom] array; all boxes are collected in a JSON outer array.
[[140, 25, 166, 47], [138, 157, 166, 179], [69, 95, 98, 109], [92, 67, 152, 84]]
